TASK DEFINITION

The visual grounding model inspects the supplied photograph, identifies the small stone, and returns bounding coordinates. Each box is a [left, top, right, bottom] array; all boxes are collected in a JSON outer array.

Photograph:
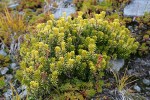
[[99, 0, 104, 2], [110, 59, 125, 72], [5, 74, 13, 82], [10, 63, 17, 70], [64, 0, 72, 3], [8, 3, 19, 9], [0, 50, 7, 56], [4, 89, 12, 99], [135, 58, 141, 63], [146, 87, 150, 91], [134, 84, 141, 92], [146, 92, 150, 95], [0, 67, 9, 75], [17, 85, 26, 93], [17, 85, 27, 98], [143, 79, 150, 86], [109, 90, 115, 95], [127, 69, 134, 75], [54, 7, 76, 19], [19, 90, 27, 98]]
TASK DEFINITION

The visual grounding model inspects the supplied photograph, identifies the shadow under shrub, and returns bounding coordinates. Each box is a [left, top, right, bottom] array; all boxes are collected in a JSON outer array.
[[16, 11, 138, 99]]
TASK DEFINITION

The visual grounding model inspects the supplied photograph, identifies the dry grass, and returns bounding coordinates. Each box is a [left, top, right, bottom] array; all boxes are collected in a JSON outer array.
[[10, 82, 21, 100], [111, 68, 139, 100], [0, 7, 26, 45], [111, 68, 137, 92]]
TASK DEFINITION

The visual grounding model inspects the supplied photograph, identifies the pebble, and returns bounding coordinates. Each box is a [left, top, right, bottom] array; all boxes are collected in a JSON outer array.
[[17, 85, 27, 98], [110, 59, 125, 72], [0, 67, 9, 75], [146, 87, 150, 91], [10, 63, 17, 70], [134, 84, 141, 92], [5, 74, 13, 82], [143, 79, 150, 86], [19, 89, 27, 98], [127, 69, 134, 75], [0, 50, 7, 56], [8, 3, 19, 9], [4, 89, 12, 100]]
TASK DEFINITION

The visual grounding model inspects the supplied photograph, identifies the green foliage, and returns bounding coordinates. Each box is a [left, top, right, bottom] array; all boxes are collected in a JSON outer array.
[[0, 2, 6, 13], [138, 43, 149, 55], [72, 0, 132, 27], [0, 54, 10, 68], [137, 12, 150, 25], [52, 81, 96, 99], [16, 12, 138, 99], [134, 13, 150, 56], [73, 0, 130, 15], [0, 77, 5, 89], [17, 0, 44, 10], [74, 0, 112, 12], [28, 13, 51, 25]]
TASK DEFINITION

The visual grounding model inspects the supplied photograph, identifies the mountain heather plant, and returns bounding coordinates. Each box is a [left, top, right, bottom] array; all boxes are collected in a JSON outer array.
[[16, 11, 139, 99]]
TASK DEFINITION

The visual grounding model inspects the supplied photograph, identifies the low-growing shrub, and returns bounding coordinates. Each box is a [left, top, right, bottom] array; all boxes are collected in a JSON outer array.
[[16, 11, 138, 99], [135, 13, 150, 55]]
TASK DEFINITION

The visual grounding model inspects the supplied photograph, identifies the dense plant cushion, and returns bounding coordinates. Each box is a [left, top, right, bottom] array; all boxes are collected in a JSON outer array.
[[16, 11, 139, 99]]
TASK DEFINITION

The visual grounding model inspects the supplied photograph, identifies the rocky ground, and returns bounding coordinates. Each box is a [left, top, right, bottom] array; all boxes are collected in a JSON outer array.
[[128, 55, 150, 100], [93, 54, 150, 100]]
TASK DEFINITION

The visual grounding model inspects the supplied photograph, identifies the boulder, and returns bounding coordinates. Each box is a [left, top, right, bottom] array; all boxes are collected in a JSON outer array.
[[110, 59, 125, 72], [124, 0, 150, 16]]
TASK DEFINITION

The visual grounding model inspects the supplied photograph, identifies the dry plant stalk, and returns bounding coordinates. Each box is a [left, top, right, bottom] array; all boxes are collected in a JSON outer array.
[[0, 7, 26, 44], [112, 68, 138, 92], [9, 82, 21, 100]]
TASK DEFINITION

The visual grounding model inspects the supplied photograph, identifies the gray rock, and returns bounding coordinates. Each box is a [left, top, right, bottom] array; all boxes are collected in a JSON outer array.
[[134, 84, 141, 92], [17, 85, 27, 98], [143, 79, 150, 86], [64, 0, 72, 3], [128, 69, 134, 75], [99, 0, 104, 2], [0, 50, 7, 56], [146, 87, 150, 91], [54, 6, 76, 19], [10, 63, 17, 70], [110, 59, 125, 72], [134, 58, 150, 67], [124, 0, 150, 16], [44, 0, 76, 18], [8, 0, 19, 9], [19, 89, 27, 98], [5, 74, 13, 82], [17, 85, 26, 93], [4, 89, 12, 100], [128, 26, 134, 32], [0, 67, 9, 75], [8, 3, 19, 9]]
